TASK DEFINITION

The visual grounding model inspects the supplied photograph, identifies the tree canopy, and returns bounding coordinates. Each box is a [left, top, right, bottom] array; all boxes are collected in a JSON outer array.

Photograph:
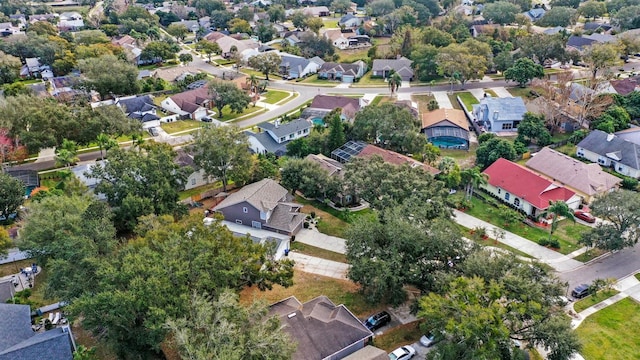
[[352, 103, 424, 154], [579, 190, 640, 251], [0, 172, 25, 221], [208, 79, 251, 115], [77, 55, 140, 99], [475, 137, 518, 169], [504, 58, 545, 88]]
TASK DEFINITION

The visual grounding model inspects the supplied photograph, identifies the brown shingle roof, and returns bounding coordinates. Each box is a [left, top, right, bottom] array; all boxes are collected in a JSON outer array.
[[421, 108, 468, 130], [309, 94, 360, 111], [213, 178, 289, 213], [169, 86, 210, 113], [357, 145, 440, 175], [610, 76, 640, 96]]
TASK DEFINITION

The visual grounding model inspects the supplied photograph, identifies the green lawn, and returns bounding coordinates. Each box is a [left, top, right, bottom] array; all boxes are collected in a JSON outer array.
[[484, 89, 498, 97], [337, 47, 369, 63], [262, 89, 290, 104], [356, 72, 387, 86], [447, 94, 464, 110], [374, 321, 424, 351], [457, 91, 479, 111], [507, 86, 538, 99], [295, 195, 375, 238], [576, 297, 640, 360], [299, 74, 341, 86], [213, 58, 235, 66], [220, 104, 265, 122], [573, 290, 620, 313], [241, 68, 282, 80], [160, 120, 201, 134], [455, 224, 533, 258], [323, 19, 339, 28], [178, 181, 223, 201], [573, 248, 607, 263], [458, 195, 589, 255], [290, 242, 347, 263]]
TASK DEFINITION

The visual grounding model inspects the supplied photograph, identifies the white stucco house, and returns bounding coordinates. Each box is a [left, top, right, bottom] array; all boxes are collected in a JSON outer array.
[[246, 118, 312, 156], [577, 130, 640, 179], [161, 87, 211, 120]]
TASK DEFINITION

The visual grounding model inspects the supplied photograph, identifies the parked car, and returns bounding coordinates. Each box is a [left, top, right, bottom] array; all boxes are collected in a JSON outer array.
[[364, 311, 391, 331], [574, 210, 596, 223], [201, 116, 213, 123], [148, 127, 159, 136], [420, 333, 437, 347], [389, 345, 416, 360], [571, 284, 591, 299]]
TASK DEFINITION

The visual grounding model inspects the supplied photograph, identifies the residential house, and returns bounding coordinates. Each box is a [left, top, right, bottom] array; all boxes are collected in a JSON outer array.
[[6, 169, 39, 197], [525, 147, 621, 203], [331, 140, 441, 175], [203, 31, 259, 58], [0, 22, 22, 36], [71, 161, 106, 200], [57, 12, 84, 31], [522, 8, 546, 22], [279, 54, 324, 79], [371, 57, 414, 81], [577, 130, 640, 178], [472, 96, 527, 132], [615, 127, 640, 144], [0, 303, 75, 360], [342, 346, 388, 360], [317, 61, 367, 83], [212, 178, 306, 235], [307, 94, 364, 121], [421, 108, 470, 150], [583, 22, 613, 33], [20, 57, 48, 78], [152, 65, 203, 82], [174, 149, 213, 190], [9, 14, 27, 28], [306, 153, 358, 205], [161, 86, 212, 120], [469, 24, 500, 38], [246, 118, 313, 156], [323, 30, 370, 50], [566, 36, 597, 52], [269, 296, 373, 360], [481, 158, 581, 217], [29, 13, 59, 24], [116, 95, 160, 122], [301, 6, 331, 17], [0, 279, 16, 303], [339, 14, 365, 28], [169, 19, 200, 33], [583, 33, 617, 44], [609, 76, 640, 96], [49, 76, 82, 98]]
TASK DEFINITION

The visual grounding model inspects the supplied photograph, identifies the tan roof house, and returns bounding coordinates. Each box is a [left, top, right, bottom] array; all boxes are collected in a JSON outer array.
[[421, 108, 470, 150], [161, 86, 212, 120], [525, 147, 621, 203]]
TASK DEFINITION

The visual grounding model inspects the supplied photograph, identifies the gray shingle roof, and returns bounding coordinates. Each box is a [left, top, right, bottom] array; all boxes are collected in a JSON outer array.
[[567, 36, 597, 50], [578, 130, 640, 171], [246, 131, 288, 155], [0, 304, 32, 352], [0, 279, 15, 303], [266, 203, 306, 233], [474, 97, 527, 122], [280, 55, 311, 74], [270, 296, 373, 360], [213, 178, 289, 213], [259, 118, 312, 139], [371, 57, 413, 72], [117, 95, 156, 114]]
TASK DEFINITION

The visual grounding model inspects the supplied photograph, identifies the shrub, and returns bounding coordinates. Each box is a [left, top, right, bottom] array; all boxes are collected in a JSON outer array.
[[427, 99, 439, 111], [310, 211, 316, 218], [622, 177, 639, 190], [538, 237, 549, 246], [303, 222, 310, 228]]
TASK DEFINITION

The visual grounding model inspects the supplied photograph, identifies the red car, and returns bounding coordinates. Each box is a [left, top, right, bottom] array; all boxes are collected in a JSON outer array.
[[574, 210, 596, 223]]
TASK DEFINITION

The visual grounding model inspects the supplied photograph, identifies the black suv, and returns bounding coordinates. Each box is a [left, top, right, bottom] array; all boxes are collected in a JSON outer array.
[[364, 311, 391, 331], [571, 284, 591, 299]]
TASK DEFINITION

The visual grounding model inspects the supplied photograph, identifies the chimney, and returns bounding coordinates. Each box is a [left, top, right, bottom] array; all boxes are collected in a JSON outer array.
[[275, 119, 280, 128], [607, 133, 615, 142]]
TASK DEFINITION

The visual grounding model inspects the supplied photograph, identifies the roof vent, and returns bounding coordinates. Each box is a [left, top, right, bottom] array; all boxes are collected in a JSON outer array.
[[288, 313, 297, 319], [606, 133, 615, 142]]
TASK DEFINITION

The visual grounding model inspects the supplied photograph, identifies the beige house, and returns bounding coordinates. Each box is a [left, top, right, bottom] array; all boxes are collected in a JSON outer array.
[[525, 147, 621, 204]]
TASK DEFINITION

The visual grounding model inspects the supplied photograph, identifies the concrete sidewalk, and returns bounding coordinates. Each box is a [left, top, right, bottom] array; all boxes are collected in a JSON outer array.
[[571, 275, 640, 329], [296, 229, 347, 254], [491, 87, 513, 98], [288, 252, 349, 279], [453, 210, 583, 272]]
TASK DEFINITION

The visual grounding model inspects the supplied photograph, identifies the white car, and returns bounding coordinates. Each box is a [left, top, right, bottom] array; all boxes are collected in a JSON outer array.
[[420, 333, 436, 347], [389, 345, 416, 360]]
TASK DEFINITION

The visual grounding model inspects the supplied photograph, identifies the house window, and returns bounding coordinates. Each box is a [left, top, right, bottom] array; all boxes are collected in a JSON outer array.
[[514, 198, 520, 207], [498, 188, 501, 194], [280, 137, 286, 142], [297, 130, 302, 135], [242, 207, 248, 213], [289, 134, 294, 139], [304, 128, 309, 133], [191, 178, 196, 185], [505, 193, 510, 201], [501, 123, 513, 130], [235, 220, 242, 224]]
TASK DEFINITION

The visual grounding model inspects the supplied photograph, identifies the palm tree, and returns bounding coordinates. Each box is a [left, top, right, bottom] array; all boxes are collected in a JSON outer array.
[[460, 167, 487, 201], [131, 133, 145, 151], [55, 139, 79, 169], [248, 74, 259, 94], [388, 71, 402, 95], [541, 201, 575, 243], [96, 133, 109, 160]]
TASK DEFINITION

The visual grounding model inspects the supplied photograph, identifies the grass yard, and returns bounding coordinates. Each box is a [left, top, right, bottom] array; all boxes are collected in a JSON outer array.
[[337, 48, 369, 63], [241, 68, 283, 80], [484, 89, 498, 97], [221, 104, 265, 122], [239, 270, 384, 318], [178, 181, 223, 201], [290, 242, 347, 263], [636, 273, 640, 282], [507, 86, 538, 99], [373, 321, 424, 352], [299, 74, 342, 86], [371, 95, 397, 106], [455, 224, 533, 258], [295, 195, 375, 238], [0, 259, 33, 278], [447, 94, 464, 110], [457, 91, 479, 111], [323, 19, 339, 28], [574, 248, 607, 263], [575, 297, 640, 360], [573, 290, 620, 313], [213, 58, 235, 66], [262, 89, 290, 104], [355, 72, 387, 86], [160, 120, 201, 134], [459, 195, 588, 255], [413, 94, 437, 113]]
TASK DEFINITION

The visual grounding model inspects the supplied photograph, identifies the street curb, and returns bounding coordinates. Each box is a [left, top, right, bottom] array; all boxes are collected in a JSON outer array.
[[583, 251, 614, 266]]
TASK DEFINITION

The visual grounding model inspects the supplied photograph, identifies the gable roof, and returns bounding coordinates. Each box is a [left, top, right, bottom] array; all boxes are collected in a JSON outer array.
[[280, 54, 311, 73], [421, 108, 468, 130], [305, 154, 343, 176], [0, 304, 74, 360], [372, 57, 413, 73], [615, 126, 640, 145], [474, 97, 527, 121], [483, 158, 576, 209], [525, 147, 621, 196], [309, 94, 360, 111], [270, 296, 373, 360], [213, 178, 289, 213], [577, 130, 640, 171], [567, 35, 597, 50], [609, 76, 640, 95], [357, 144, 441, 175], [318, 62, 361, 77], [169, 87, 210, 113], [246, 131, 288, 156], [259, 118, 312, 139], [117, 95, 155, 114], [583, 22, 612, 31]]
